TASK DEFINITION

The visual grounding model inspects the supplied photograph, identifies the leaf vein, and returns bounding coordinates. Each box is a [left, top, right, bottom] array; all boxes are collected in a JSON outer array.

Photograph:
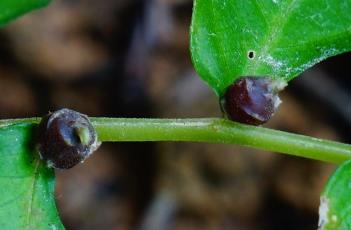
[[250, 0, 300, 73], [26, 159, 40, 227]]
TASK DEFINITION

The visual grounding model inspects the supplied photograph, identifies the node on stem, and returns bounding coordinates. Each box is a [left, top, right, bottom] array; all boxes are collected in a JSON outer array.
[[221, 76, 287, 125], [36, 108, 101, 169]]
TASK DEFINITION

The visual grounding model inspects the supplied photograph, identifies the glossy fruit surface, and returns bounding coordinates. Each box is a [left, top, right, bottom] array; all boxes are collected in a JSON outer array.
[[37, 108, 100, 169], [222, 76, 286, 125]]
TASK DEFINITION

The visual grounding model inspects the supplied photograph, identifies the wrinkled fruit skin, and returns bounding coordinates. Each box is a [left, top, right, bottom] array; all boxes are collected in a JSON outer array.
[[37, 108, 100, 169], [222, 76, 286, 125]]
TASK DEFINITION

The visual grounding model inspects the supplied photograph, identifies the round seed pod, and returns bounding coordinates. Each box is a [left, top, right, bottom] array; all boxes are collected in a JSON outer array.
[[37, 108, 101, 169], [221, 76, 287, 125]]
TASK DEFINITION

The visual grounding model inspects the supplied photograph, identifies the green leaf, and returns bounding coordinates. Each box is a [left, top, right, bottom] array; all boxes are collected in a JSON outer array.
[[0, 0, 50, 26], [190, 0, 351, 96], [0, 123, 64, 229], [319, 160, 351, 230]]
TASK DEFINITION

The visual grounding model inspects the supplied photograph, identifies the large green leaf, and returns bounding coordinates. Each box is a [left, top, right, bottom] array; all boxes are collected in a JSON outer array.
[[318, 160, 351, 230], [0, 0, 50, 25], [191, 0, 351, 96], [0, 123, 64, 229]]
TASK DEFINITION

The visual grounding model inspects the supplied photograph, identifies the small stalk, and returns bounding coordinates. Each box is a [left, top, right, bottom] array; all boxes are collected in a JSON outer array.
[[1, 117, 351, 164]]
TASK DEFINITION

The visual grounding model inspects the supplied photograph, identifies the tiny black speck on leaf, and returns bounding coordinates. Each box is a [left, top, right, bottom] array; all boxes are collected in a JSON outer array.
[[36, 108, 100, 169], [248, 51, 255, 59]]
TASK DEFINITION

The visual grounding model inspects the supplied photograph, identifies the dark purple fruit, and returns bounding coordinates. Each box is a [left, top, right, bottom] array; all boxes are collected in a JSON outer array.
[[221, 76, 286, 125], [37, 108, 100, 169]]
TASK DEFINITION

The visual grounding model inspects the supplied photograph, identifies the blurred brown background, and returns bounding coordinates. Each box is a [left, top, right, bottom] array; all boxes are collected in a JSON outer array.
[[1, 0, 351, 229]]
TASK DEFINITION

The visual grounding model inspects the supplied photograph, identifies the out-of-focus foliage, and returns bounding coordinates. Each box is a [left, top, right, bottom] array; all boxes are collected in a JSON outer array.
[[319, 160, 351, 230], [0, 0, 50, 26]]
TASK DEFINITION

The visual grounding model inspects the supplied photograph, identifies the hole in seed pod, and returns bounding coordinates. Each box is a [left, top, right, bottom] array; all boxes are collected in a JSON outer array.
[[36, 108, 101, 169], [221, 76, 286, 125], [248, 50, 255, 59]]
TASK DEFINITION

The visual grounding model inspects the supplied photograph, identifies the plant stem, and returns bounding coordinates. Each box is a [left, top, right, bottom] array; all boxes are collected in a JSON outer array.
[[91, 117, 351, 164], [1, 117, 351, 164]]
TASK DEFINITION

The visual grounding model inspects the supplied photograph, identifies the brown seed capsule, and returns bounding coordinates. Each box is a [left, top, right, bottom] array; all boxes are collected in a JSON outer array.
[[37, 108, 100, 169], [221, 76, 286, 125]]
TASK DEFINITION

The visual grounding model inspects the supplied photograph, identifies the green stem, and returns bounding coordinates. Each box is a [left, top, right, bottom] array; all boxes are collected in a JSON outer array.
[[1, 117, 350, 164]]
